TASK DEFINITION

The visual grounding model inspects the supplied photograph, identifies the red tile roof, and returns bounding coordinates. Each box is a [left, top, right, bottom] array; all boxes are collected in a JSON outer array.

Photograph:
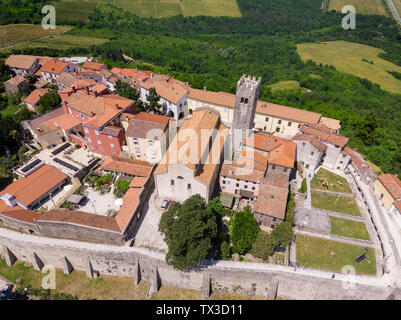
[[82, 61, 106, 71], [378, 174, 401, 200], [99, 156, 153, 177], [301, 124, 349, 148], [38, 209, 121, 233], [24, 88, 51, 106], [5, 55, 38, 70], [115, 187, 142, 231], [244, 132, 296, 168], [40, 59, 75, 75], [0, 165, 68, 207]]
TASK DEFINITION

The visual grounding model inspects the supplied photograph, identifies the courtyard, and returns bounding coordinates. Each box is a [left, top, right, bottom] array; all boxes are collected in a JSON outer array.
[[311, 168, 353, 194], [78, 185, 122, 216]]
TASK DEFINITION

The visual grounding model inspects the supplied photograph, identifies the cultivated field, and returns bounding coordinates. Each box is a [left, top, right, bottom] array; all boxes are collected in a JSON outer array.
[[328, 0, 388, 16], [0, 24, 71, 49], [297, 41, 401, 94], [53, 0, 242, 19]]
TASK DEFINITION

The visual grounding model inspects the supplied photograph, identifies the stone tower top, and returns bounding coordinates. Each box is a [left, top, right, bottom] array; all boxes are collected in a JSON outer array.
[[231, 74, 262, 159]]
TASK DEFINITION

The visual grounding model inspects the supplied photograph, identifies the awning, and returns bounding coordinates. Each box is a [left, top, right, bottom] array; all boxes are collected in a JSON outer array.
[[68, 194, 84, 205]]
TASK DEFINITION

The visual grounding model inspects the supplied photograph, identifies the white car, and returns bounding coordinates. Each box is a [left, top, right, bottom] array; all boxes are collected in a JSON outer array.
[[161, 200, 170, 210]]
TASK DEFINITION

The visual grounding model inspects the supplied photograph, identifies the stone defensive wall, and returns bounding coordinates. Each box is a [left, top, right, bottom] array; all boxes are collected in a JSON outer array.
[[0, 228, 400, 300]]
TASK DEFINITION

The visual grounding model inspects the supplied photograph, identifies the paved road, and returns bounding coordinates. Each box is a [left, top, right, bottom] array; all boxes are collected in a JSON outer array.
[[388, 0, 401, 24]]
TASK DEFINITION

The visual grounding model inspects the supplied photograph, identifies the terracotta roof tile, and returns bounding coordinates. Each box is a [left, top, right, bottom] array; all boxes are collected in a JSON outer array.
[[0, 165, 68, 207], [129, 176, 148, 188], [24, 88, 51, 106], [115, 188, 142, 231], [126, 118, 168, 139], [320, 116, 341, 131], [99, 156, 153, 177], [81, 61, 106, 71], [40, 59, 73, 75], [378, 174, 401, 199], [0, 208, 42, 224], [6, 55, 38, 70], [301, 124, 349, 148], [38, 209, 121, 233], [5, 75, 27, 86]]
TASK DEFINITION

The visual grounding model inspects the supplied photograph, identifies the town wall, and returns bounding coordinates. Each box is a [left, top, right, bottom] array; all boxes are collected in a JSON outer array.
[[0, 229, 399, 300]]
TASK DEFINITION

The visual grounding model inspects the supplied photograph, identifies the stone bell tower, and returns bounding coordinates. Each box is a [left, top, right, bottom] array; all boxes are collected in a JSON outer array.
[[231, 74, 262, 159]]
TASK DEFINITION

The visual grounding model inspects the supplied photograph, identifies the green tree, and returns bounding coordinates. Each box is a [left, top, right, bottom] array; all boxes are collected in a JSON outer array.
[[114, 179, 130, 197], [207, 196, 226, 218], [271, 222, 294, 247], [355, 111, 378, 146], [115, 80, 140, 101], [37, 91, 61, 115], [159, 194, 218, 270], [298, 178, 307, 194], [251, 230, 277, 260], [0, 156, 14, 177], [230, 206, 259, 254], [146, 87, 161, 113], [285, 192, 296, 226], [220, 241, 232, 260]]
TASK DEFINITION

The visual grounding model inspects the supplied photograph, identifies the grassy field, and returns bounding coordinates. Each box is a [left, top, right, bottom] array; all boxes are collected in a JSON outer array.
[[312, 192, 361, 216], [0, 24, 72, 49], [328, 0, 388, 16], [311, 168, 353, 194], [297, 41, 401, 94], [329, 216, 371, 240], [53, 0, 242, 19], [268, 80, 303, 91], [296, 234, 376, 275], [0, 258, 264, 300]]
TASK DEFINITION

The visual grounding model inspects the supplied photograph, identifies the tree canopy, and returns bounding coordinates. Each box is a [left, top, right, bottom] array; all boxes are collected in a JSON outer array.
[[37, 91, 61, 115], [230, 206, 259, 254], [159, 194, 218, 270]]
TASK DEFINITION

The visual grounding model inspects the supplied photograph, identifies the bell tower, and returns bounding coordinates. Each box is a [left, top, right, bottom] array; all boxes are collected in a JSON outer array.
[[231, 74, 262, 158]]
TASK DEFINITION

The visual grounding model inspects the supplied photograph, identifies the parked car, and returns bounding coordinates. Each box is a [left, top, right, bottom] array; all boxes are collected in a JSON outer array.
[[1, 284, 13, 300], [161, 200, 171, 210]]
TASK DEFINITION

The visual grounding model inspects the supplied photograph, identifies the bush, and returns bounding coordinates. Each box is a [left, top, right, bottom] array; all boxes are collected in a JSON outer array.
[[251, 231, 277, 261], [285, 192, 296, 226], [114, 179, 130, 197], [230, 206, 260, 254], [298, 178, 307, 194]]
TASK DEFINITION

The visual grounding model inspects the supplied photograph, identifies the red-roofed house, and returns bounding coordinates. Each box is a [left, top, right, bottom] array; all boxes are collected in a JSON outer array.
[[24, 88, 52, 112], [5, 55, 40, 76], [40, 59, 78, 83]]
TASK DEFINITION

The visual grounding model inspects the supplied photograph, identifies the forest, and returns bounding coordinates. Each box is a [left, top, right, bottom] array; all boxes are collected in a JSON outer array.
[[0, 0, 401, 176]]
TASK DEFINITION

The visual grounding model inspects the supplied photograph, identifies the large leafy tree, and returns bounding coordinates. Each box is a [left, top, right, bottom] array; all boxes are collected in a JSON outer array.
[[146, 87, 161, 113], [271, 221, 294, 247], [230, 206, 259, 254], [159, 194, 218, 270], [37, 91, 61, 115], [251, 231, 276, 261], [115, 80, 140, 101]]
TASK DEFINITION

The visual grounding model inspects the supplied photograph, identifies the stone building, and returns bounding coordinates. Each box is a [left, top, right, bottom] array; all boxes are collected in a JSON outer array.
[[299, 123, 351, 171], [220, 132, 296, 228], [123, 112, 171, 163], [231, 75, 261, 158], [5, 55, 40, 76], [154, 108, 229, 203], [292, 133, 327, 171], [39, 59, 78, 84], [4, 75, 29, 96]]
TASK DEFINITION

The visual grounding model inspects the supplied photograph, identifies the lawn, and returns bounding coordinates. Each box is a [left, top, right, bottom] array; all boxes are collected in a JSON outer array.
[[0, 258, 264, 300], [296, 234, 376, 275], [52, 0, 242, 20], [328, 0, 388, 16], [311, 168, 353, 194], [329, 216, 371, 240], [297, 41, 401, 94], [0, 24, 71, 49], [311, 192, 361, 217], [268, 80, 303, 91]]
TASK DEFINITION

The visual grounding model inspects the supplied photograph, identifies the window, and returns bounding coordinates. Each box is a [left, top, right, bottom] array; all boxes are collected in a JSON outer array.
[[252, 187, 255, 191], [302, 142, 306, 146], [278, 120, 282, 124], [298, 124, 301, 128], [100, 148, 104, 151], [135, 147, 140, 153], [272, 165, 276, 170], [110, 143, 115, 148], [95, 130, 99, 136], [80, 113, 85, 119], [236, 183, 239, 187], [223, 180, 226, 184], [108, 135, 112, 139], [188, 184, 191, 190], [284, 168, 288, 173], [244, 185, 248, 189], [311, 152, 314, 156], [84, 128, 89, 134], [171, 180, 175, 186], [87, 137, 92, 143], [97, 140, 102, 145], [340, 161, 343, 164], [276, 127, 280, 133], [265, 117, 269, 122], [112, 151, 116, 155], [288, 122, 292, 127], [272, 217, 277, 222], [227, 181, 231, 185]]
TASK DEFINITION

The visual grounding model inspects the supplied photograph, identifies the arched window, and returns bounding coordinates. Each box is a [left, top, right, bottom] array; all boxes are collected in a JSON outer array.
[[244, 98, 248, 104]]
